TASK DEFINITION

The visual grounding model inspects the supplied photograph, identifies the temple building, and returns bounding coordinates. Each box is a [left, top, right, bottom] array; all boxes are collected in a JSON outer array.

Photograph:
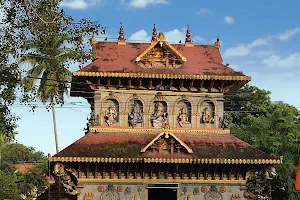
[[50, 24, 282, 200]]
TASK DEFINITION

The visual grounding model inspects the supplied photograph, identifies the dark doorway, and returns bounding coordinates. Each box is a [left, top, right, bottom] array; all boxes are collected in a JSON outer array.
[[148, 188, 177, 200]]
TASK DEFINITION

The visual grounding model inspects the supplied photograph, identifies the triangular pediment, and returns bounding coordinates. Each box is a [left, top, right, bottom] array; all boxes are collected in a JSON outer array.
[[135, 33, 186, 69], [140, 128, 193, 154]]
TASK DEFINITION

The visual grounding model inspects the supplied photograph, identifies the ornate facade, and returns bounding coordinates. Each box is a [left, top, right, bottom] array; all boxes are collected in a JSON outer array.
[[50, 25, 282, 200]]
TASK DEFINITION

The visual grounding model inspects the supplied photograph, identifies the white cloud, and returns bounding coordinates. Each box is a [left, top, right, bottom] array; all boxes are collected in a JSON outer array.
[[128, 29, 151, 42], [256, 50, 275, 56], [276, 28, 300, 41], [224, 15, 235, 24], [128, 28, 204, 43], [248, 38, 268, 48], [197, 8, 212, 15], [60, 0, 89, 9], [126, 0, 168, 8], [262, 53, 300, 68], [224, 44, 251, 57], [60, 0, 102, 10]]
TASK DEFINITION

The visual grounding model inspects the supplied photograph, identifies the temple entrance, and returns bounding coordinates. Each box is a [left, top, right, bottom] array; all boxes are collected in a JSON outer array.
[[148, 188, 177, 200]]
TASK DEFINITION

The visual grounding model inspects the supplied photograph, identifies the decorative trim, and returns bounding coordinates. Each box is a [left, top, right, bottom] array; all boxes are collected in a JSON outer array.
[[140, 128, 193, 153], [51, 157, 283, 165], [72, 71, 251, 81], [89, 126, 230, 134], [135, 33, 187, 63], [77, 178, 247, 184]]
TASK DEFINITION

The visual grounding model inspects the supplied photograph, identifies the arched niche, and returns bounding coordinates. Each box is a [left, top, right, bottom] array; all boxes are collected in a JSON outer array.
[[127, 99, 144, 127], [175, 99, 192, 128], [199, 99, 216, 128], [150, 101, 168, 129], [102, 98, 119, 126]]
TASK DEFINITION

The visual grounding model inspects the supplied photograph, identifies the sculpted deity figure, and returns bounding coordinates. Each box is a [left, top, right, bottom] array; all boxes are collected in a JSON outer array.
[[105, 106, 117, 126], [178, 107, 189, 127], [128, 101, 143, 127], [202, 107, 211, 123], [151, 102, 168, 128]]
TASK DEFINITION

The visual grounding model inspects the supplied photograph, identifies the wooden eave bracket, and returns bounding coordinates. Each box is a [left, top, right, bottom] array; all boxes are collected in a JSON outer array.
[[140, 130, 193, 153], [135, 41, 187, 63]]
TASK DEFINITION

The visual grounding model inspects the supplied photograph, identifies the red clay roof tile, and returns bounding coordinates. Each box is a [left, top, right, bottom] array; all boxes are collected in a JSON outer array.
[[54, 131, 275, 160], [77, 42, 244, 76]]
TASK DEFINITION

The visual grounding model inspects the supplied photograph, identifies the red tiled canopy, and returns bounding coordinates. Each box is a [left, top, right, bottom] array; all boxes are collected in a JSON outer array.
[[76, 42, 244, 77], [53, 131, 277, 161]]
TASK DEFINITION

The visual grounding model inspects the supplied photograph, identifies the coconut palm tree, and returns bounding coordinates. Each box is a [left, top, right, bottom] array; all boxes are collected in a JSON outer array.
[[21, 32, 73, 153]]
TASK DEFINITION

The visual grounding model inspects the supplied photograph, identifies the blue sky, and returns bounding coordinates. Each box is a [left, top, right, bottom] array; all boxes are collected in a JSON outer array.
[[11, 0, 300, 155]]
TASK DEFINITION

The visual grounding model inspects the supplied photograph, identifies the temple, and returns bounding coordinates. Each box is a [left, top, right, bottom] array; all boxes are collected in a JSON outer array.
[[50, 24, 282, 200]]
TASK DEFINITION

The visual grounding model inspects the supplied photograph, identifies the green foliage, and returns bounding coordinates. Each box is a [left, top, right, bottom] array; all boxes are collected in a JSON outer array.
[[0, 143, 46, 173], [225, 85, 300, 200], [0, 171, 21, 199], [0, 142, 48, 199], [225, 85, 273, 126]]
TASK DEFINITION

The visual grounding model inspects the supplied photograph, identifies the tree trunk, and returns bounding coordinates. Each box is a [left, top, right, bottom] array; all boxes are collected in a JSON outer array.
[[51, 97, 59, 153]]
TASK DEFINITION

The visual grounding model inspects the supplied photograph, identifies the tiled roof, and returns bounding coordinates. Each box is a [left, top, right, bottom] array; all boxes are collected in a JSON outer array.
[[76, 42, 244, 77], [53, 130, 277, 162], [14, 163, 37, 173]]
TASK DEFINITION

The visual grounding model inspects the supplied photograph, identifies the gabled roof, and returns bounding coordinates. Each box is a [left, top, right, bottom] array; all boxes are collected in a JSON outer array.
[[73, 40, 248, 79], [135, 33, 186, 63], [140, 130, 193, 153], [52, 129, 281, 164]]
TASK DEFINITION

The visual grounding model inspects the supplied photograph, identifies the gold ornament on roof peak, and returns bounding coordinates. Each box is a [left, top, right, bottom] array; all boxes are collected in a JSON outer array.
[[158, 32, 166, 47], [118, 22, 125, 41], [213, 37, 221, 49], [185, 25, 192, 43], [89, 36, 97, 45], [151, 23, 158, 42], [158, 32, 166, 41]]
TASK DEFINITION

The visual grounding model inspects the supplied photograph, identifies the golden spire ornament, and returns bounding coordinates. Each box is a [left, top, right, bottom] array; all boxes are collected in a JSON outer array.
[[213, 37, 221, 49], [118, 22, 126, 45], [184, 25, 193, 47], [118, 23, 125, 42], [185, 25, 192, 43], [151, 23, 158, 42]]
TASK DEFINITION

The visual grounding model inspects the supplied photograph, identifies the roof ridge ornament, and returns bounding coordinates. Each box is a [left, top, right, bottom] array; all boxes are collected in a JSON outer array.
[[118, 22, 126, 45], [185, 25, 194, 47], [185, 25, 192, 43], [213, 37, 221, 49], [158, 32, 166, 47], [151, 23, 158, 42]]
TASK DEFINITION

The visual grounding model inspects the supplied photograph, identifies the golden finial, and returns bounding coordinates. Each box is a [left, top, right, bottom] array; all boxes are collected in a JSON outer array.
[[185, 25, 192, 43], [158, 32, 166, 47], [213, 37, 221, 49], [151, 23, 158, 42], [158, 32, 166, 41], [89, 36, 97, 45], [118, 22, 125, 42]]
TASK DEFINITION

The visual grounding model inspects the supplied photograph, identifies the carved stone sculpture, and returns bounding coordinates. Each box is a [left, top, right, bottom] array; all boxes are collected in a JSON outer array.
[[244, 167, 276, 200], [202, 107, 212, 123], [178, 107, 189, 127], [53, 163, 79, 195], [128, 101, 143, 127], [151, 102, 168, 128], [105, 106, 117, 126]]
